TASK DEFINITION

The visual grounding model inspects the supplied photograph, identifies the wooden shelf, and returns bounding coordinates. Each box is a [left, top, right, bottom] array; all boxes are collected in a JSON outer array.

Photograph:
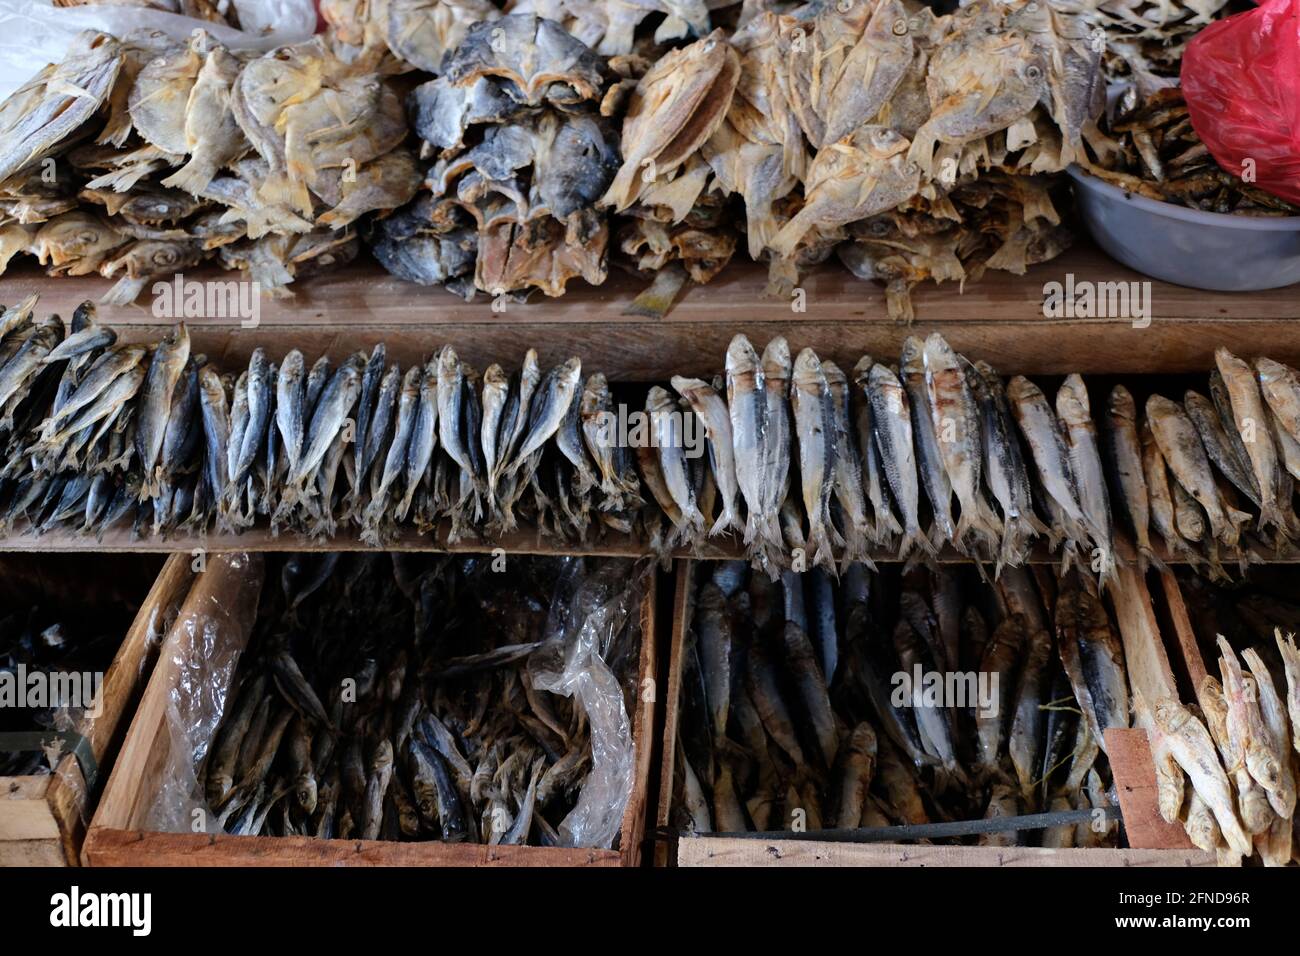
[[0, 522, 1173, 563], [5, 242, 1298, 380]]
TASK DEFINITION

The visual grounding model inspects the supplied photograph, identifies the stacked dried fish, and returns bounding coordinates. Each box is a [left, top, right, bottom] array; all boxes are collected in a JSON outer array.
[[0, 29, 420, 300], [197, 553, 646, 846], [601, 30, 742, 313], [670, 561, 1126, 847], [0, 299, 642, 546], [1084, 88, 1300, 216], [373, 14, 620, 298], [1141, 571, 1300, 864], [692, 0, 1102, 318]]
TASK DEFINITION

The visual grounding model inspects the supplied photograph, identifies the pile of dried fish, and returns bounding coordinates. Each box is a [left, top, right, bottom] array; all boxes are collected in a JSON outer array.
[[1084, 88, 1300, 216], [196, 553, 646, 845], [0, 2, 1108, 316], [670, 561, 1125, 847], [0, 299, 643, 545], [1142, 570, 1300, 864], [0, 28, 420, 300], [373, 14, 620, 298]]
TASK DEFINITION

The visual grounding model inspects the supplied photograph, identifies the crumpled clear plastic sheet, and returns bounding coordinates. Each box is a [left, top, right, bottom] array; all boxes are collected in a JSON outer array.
[[144, 552, 264, 834], [529, 557, 651, 850], [0, 0, 318, 100]]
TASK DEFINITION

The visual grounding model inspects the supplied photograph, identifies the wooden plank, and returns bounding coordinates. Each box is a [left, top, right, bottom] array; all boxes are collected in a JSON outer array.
[[82, 829, 621, 867], [1157, 570, 1210, 707], [0, 839, 68, 866], [6, 248, 1299, 378], [0, 522, 1162, 566], [86, 552, 657, 867], [0, 777, 58, 842], [653, 561, 694, 868], [1105, 728, 1195, 851], [1105, 563, 1178, 720], [617, 568, 657, 868], [675, 836, 1216, 867]]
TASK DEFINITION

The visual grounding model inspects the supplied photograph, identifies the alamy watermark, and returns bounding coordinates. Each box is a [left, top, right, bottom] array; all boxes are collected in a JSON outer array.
[[891, 665, 998, 719], [152, 273, 261, 329], [0, 665, 103, 718], [591, 404, 706, 459], [1043, 273, 1151, 328]]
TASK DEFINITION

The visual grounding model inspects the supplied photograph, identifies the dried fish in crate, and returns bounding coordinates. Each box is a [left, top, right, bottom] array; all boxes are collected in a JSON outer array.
[[669, 561, 1126, 847], [191, 553, 647, 847]]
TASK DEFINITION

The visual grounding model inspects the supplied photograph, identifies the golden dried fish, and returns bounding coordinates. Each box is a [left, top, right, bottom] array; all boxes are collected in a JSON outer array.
[[601, 31, 739, 212], [161, 43, 249, 195], [0, 32, 123, 183]]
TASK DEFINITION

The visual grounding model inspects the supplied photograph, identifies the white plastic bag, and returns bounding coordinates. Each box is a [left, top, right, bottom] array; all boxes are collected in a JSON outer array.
[[0, 0, 317, 100]]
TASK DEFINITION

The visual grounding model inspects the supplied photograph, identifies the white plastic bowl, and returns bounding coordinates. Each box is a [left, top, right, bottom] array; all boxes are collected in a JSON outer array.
[[1068, 165, 1300, 291]]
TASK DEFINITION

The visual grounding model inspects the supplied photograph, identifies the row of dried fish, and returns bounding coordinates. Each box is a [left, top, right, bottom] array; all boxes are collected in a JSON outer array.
[[1083, 88, 1300, 216], [671, 561, 1124, 846], [0, 300, 653, 545], [1109, 349, 1300, 579], [195, 553, 645, 845], [1143, 572, 1300, 864], [650, 331, 1117, 581], [0, 28, 421, 300]]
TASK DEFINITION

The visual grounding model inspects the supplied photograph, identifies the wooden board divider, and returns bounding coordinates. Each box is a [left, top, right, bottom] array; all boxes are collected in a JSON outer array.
[[6, 249, 1300, 379]]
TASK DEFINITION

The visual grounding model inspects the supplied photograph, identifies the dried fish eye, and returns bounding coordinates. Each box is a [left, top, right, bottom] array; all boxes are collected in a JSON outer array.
[[985, 25, 1000, 34], [1025, 64, 1042, 81], [868, 220, 890, 237], [837, 0, 854, 11], [892, 18, 909, 35], [905, 161, 920, 175]]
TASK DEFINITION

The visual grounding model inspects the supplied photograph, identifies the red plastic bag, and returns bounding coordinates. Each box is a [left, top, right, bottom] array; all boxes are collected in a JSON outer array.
[[1181, 0, 1300, 205]]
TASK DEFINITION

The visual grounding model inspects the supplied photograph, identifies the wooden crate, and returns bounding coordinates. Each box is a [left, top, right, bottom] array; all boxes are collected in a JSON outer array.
[[656, 560, 1215, 867], [82, 553, 657, 867], [0, 555, 193, 866]]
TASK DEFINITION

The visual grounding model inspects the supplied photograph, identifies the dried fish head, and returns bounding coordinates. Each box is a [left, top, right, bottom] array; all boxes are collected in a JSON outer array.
[[31, 211, 124, 272], [444, 14, 607, 107]]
